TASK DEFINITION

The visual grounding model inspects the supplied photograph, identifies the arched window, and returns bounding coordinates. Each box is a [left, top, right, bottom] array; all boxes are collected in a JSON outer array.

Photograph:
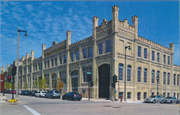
[[137, 67, 141, 82], [167, 73, 170, 85], [174, 74, 176, 86], [163, 72, 166, 84], [152, 70, 155, 83], [127, 65, 131, 81], [157, 71, 160, 84], [118, 63, 123, 80], [144, 68, 147, 83]]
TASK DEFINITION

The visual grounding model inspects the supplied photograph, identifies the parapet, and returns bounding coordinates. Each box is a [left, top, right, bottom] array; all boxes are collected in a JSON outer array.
[[112, 5, 119, 12]]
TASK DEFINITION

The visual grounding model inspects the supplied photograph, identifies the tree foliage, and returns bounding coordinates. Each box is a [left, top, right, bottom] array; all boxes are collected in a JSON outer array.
[[56, 77, 64, 91], [39, 77, 48, 90], [4, 82, 12, 90]]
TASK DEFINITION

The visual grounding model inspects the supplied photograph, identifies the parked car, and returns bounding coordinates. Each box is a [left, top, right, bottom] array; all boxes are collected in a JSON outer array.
[[10, 90, 16, 94], [35, 91, 47, 97], [18, 90, 23, 95], [20, 90, 26, 95], [23, 90, 30, 95], [4, 89, 7, 93], [164, 97, 179, 104], [45, 90, 60, 99], [62, 92, 82, 101], [7, 90, 11, 93], [30, 90, 37, 96], [144, 95, 164, 103]]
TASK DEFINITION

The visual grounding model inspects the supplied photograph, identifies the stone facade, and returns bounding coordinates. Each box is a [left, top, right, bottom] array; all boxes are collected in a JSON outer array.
[[1, 5, 179, 101]]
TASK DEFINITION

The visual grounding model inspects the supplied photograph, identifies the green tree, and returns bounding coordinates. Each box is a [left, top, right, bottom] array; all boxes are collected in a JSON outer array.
[[39, 77, 47, 91], [56, 77, 64, 91], [24, 82, 28, 90], [4, 82, 12, 90]]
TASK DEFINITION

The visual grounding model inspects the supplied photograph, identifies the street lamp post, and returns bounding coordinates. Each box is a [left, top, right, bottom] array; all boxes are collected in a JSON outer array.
[[69, 70, 71, 92], [157, 76, 159, 95], [16, 28, 28, 99], [124, 45, 131, 102]]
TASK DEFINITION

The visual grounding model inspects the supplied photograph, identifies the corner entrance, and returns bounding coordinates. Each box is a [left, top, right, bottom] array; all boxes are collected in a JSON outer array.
[[98, 64, 110, 98]]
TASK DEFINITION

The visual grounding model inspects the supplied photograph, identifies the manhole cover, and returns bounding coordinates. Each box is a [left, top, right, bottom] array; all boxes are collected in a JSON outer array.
[[104, 105, 111, 107], [112, 107, 121, 108]]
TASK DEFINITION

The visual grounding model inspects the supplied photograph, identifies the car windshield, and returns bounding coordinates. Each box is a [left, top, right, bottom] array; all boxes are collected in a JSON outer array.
[[149, 96, 155, 98], [55, 91, 59, 93], [166, 97, 172, 99], [42, 92, 46, 93]]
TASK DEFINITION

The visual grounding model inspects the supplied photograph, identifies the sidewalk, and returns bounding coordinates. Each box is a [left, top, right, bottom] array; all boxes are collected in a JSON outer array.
[[81, 98, 143, 103]]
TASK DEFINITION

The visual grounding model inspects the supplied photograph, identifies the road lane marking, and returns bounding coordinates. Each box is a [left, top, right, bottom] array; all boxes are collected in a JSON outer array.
[[23, 105, 41, 115]]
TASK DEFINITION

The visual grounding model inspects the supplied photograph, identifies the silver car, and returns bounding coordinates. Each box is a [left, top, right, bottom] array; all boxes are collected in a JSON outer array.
[[164, 97, 179, 104], [45, 90, 61, 99], [144, 95, 164, 103]]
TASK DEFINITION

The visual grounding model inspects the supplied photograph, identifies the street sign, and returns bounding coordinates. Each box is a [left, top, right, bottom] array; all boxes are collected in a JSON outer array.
[[115, 90, 117, 93], [86, 72, 92, 75]]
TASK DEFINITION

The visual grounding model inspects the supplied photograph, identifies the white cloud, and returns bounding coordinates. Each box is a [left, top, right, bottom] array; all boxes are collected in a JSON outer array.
[[26, 4, 34, 12]]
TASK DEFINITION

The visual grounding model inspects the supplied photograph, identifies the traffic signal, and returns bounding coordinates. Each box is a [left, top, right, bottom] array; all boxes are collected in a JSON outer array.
[[12, 66, 17, 76], [111, 82, 115, 88], [91, 82, 93, 87], [113, 75, 118, 83], [8, 76, 11, 82]]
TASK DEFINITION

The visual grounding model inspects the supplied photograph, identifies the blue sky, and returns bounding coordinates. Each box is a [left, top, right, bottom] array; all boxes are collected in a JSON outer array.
[[0, 1, 179, 70]]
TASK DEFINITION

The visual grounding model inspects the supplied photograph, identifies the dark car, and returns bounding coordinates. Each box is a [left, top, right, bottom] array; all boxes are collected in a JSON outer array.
[[4, 89, 7, 93], [62, 92, 82, 101], [10, 90, 16, 94], [164, 97, 179, 104], [45, 90, 61, 99], [23, 90, 30, 95], [7, 90, 11, 93], [30, 90, 37, 96]]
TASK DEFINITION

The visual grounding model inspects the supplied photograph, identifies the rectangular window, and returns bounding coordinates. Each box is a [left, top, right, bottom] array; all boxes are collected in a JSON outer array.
[[174, 74, 176, 86], [64, 55, 66, 64], [105, 40, 111, 53], [55, 58, 57, 66], [144, 48, 147, 59], [127, 92, 131, 99], [88, 47, 93, 58], [157, 52, 160, 62], [177, 75, 179, 85], [98, 43, 103, 55], [59, 56, 62, 64], [143, 92, 147, 99], [152, 51, 155, 61], [167, 73, 170, 85], [152, 92, 154, 96], [70, 52, 74, 62], [144, 68, 147, 83], [163, 93, 166, 98], [51, 59, 54, 67], [119, 64, 123, 80], [127, 65, 131, 81], [157, 71, 160, 84], [83, 67, 92, 82], [163, 72, 166, 84], [44, 61, 46, 68], [167, 93, 169, 97], [137, 92, 141, 100], [174, 93, 176, 97], [76, 51, 79, 60], [152, 70, 155, 83], [82, 48, 86, 59], [177, 93, 179, 99], [47, 60, 49, 68], [168, 56, 170, 65], [138, 46, 141, 57], [137, 67, 141, 82], [163, 54, 166, 64]]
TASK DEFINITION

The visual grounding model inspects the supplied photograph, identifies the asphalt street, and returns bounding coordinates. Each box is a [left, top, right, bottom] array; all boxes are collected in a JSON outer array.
[[1, 94, 180, 115]]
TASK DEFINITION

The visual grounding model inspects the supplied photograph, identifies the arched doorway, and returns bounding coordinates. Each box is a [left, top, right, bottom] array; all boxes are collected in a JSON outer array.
[[71, 70, 78, 92], [98, 64, 110, 98]]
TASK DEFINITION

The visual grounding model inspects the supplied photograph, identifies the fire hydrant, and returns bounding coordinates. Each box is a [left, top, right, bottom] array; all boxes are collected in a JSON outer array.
[[120, 96, 122, 102]]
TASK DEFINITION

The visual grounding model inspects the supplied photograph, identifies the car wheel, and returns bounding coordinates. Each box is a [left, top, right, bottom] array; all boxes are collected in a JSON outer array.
[[153, 100, 156, 104], [161, 100, 164, 104], [78, 99, 81, 101], [176, 101, 179, 104], [62, 98, 65, 100], [170, 100, 172, 104]]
